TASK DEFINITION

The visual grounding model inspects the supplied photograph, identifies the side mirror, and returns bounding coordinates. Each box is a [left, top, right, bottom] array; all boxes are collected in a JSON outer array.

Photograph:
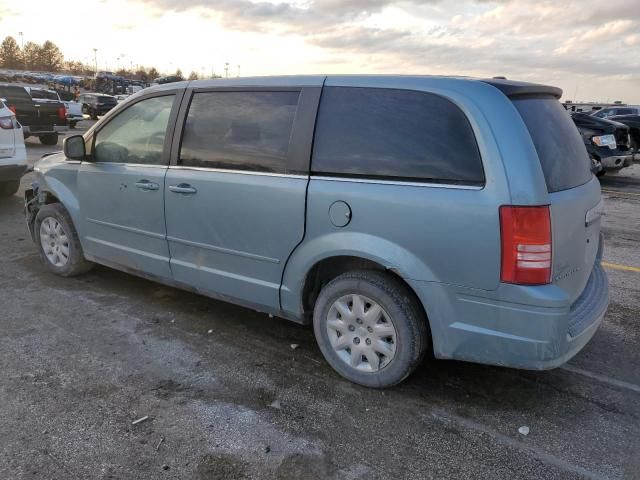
[[63, 135, 86, 160]]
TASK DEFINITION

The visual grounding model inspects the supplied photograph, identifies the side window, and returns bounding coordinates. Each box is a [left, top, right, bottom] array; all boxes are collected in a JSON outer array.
[[595, 109, 613, 118], [616, 108, 633, 115], [311, 87, 484, 184], [94, 95, 174, 165], [179, 91, 299, 173]]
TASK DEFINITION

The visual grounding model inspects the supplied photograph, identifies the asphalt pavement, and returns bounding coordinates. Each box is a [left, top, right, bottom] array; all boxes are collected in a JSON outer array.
[[0, 123, 638, 479]]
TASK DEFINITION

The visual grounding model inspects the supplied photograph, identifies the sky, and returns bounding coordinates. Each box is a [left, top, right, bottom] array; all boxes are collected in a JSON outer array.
[[1, 0, 639, 103]]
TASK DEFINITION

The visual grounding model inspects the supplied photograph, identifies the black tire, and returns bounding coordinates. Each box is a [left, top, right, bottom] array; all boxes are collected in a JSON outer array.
[[34, 203, 94, 277], [69, 121, 77, 129], [0, 180, 20, 197], [313, 270, 429, 388], [596, 170, 606, 177], [39, 133, 59, 145], [90, 109, 98, 120]]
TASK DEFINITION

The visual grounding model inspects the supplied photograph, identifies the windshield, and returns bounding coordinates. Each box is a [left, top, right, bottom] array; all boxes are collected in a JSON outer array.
[[513, 95, 592, 193]]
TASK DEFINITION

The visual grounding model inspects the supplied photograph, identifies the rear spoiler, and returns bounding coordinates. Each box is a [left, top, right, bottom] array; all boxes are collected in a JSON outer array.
[[481, 79, 563, 99]]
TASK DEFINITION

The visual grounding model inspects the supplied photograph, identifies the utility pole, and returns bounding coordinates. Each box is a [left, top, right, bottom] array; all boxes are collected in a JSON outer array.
[[237, 64, 240, 77], [93, 48, 98, 77], [224, 62, 229, 78]]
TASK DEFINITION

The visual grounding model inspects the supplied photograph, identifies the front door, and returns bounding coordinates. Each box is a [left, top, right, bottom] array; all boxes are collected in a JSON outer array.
[[78, 94, 177, 278], [164, 87, 320, 310]]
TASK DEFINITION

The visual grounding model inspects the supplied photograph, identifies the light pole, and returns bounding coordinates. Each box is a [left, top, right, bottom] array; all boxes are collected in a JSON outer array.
[[224, 62, 229, 78], [93, 48, 98, 76], [18, 32, 25, 70]]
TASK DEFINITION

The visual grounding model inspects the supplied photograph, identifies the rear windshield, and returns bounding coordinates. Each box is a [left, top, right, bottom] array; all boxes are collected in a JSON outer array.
[[31, 89, 58, 100], [0, 86, 31, 101], [513, 95, 592, 192], [98, 96, 116, 103]]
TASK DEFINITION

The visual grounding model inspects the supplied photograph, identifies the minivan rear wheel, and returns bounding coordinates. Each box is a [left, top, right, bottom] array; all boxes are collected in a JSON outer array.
[[313, 270, 429, 388], [34, 203, 94, 277]]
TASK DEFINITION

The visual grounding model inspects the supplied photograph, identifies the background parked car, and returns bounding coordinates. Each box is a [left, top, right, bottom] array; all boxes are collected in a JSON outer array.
[[591, 105, 640, 119], [26, 87, 83, 129], [609, 114, 640, 160], [571, 113, 633, 175], [0, 84, 67, 145], [78, 93, 117, 120], [0, 98, 26, 197]]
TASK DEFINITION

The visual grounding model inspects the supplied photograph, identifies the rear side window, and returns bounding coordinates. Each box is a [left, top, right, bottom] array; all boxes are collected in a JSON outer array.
[[513, 96, 592, 193], [179, 91, 299, 173], [311, 87, 484, 184], [98, 96, 116, 103]]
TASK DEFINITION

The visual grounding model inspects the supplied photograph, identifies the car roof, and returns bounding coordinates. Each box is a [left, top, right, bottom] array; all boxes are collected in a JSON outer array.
[[141, 75, 562, 99]]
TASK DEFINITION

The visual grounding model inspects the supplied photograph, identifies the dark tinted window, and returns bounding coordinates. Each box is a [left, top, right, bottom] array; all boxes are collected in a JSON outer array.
[[98, 96, 117, 103], [180, 91, 299, 173], [513, 95, 592, 193], [311, 87, 484, 184], [0, 86, 31, 101], [616, 108, 634, 115], [31, 89, 58, 100]]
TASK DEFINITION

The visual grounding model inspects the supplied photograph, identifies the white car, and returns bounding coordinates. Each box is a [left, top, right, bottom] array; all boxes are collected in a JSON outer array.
[[0, 98, 27, 197]]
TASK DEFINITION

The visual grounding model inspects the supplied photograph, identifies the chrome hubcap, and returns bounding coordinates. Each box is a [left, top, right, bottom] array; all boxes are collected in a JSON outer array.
[[39, 217, 69, 267], [326, 294, 397, 372]]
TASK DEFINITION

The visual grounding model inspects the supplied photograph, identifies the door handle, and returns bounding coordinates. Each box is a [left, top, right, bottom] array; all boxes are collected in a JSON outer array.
[[169, 183, 197, 194], [135, 180, 160, 191]]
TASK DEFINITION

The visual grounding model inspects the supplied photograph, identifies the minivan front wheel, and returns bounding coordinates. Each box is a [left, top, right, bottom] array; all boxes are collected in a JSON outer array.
[[34, 203, 93, 277], [313, 270, 429, 388]]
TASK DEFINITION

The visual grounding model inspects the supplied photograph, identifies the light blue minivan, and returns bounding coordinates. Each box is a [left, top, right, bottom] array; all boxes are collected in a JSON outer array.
[[25, 76, 609, 387]]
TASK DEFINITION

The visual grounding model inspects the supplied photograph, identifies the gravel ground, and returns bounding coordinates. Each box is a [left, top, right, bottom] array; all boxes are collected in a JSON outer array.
[[0, 125, 639, 479]]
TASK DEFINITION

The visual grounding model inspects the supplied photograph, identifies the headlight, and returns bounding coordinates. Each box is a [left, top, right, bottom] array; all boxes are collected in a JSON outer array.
[[592, 134, 616, 149]]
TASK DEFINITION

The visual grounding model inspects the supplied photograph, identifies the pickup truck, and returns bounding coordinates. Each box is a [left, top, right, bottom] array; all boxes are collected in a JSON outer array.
[[28, 88, 84, 129], [0, 84, 67, 145], [571, 113, 634, 176]]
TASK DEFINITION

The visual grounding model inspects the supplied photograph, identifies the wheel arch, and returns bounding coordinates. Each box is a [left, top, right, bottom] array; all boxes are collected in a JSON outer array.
[[280, 234, 435, 343]]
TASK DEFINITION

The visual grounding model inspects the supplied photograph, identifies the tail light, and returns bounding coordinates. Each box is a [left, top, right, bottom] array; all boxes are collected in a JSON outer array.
[[58, 106, 66, 120], [500, 205, 552, 285], [8, 105, 16, 114], [0, 116, 14, 129]]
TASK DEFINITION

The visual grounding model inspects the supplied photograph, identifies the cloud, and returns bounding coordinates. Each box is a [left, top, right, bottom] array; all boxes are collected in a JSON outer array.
[[137, 0, 640, 81]]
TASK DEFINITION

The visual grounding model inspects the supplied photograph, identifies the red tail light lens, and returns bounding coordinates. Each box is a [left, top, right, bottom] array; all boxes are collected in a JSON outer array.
[[8, 105, 16, 114], [500, 205, 552, 285], [0, 116, 14, 129], [58, 106, 67, 120]]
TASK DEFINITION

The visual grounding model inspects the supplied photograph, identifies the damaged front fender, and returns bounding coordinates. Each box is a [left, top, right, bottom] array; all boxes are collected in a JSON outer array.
[[24, 183, 40, 242]]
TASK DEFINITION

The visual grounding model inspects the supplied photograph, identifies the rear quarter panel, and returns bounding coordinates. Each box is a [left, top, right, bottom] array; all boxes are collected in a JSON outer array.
[[281, 77, 543, 318]]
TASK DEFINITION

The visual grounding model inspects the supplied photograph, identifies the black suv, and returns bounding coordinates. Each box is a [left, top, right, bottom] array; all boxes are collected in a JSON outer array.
[[79, 94, 117, 120], [0, 84, 67, 145]]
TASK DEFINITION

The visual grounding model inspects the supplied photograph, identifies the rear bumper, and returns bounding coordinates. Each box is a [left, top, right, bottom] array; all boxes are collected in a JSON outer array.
[[23, 125, 66, 135], [409, 262, 609, 370], [600, 153, 633, 169]]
